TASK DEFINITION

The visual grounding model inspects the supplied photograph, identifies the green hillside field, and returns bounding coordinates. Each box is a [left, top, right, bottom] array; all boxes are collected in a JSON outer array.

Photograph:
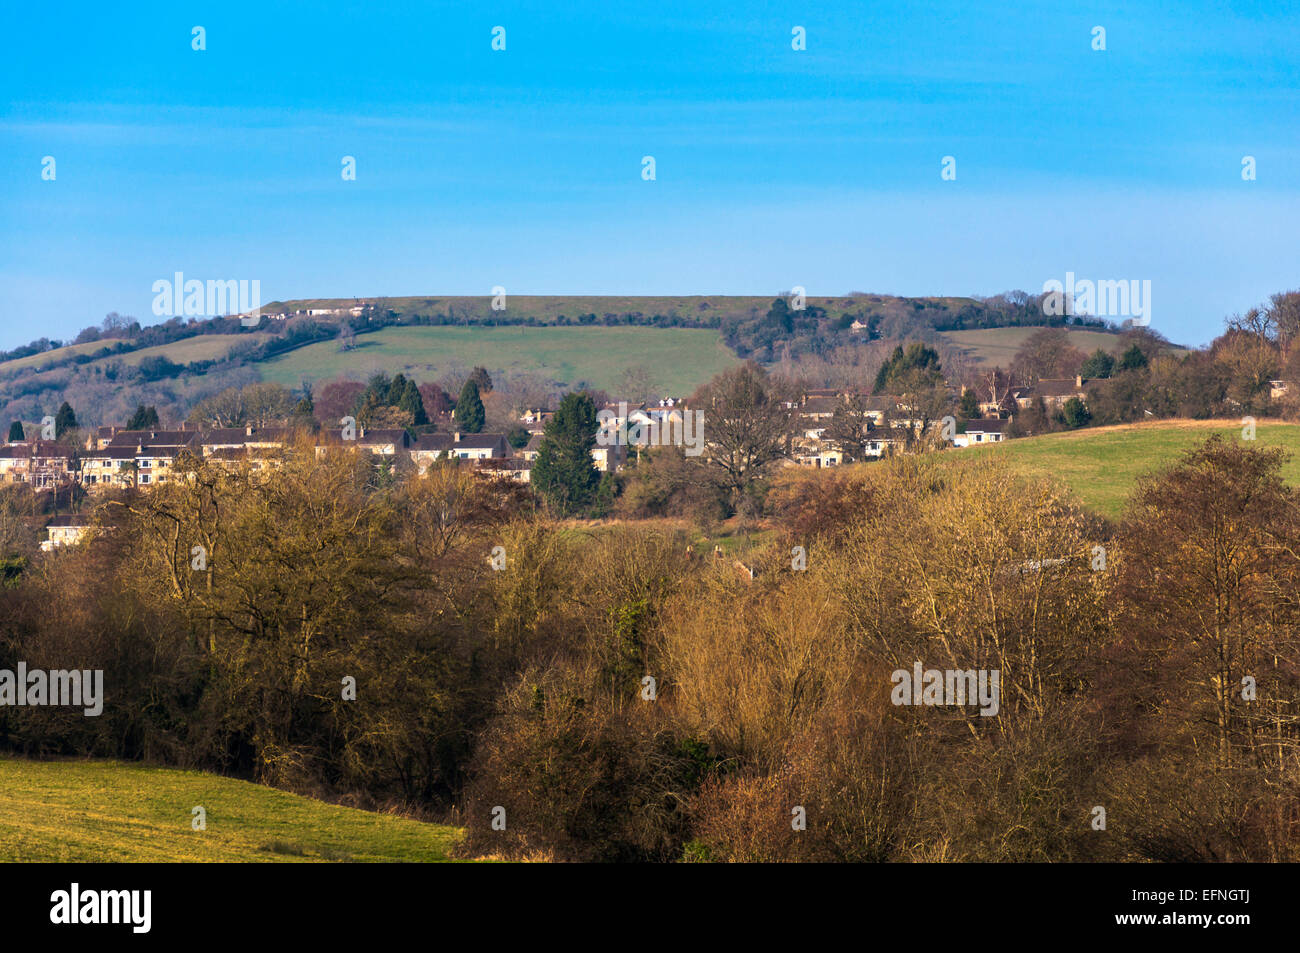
[[114, 332, 272, 366], [0, 756, 462, 862], [937, 326, 1182, 369], [0, 340, 120, 373], [961, 419, 1300, 519], [0, 333, 271, 377], [256, 324, 739, 394]]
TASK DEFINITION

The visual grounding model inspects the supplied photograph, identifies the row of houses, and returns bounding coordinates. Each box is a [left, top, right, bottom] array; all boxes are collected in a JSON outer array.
[[7, 399, 644, 497], [29, 426, 522, 551], [0, 424, 513, 493], [785, 373, 1102, 468], [10, 369, 1066, 496], [787, 388, 1012, 468], [22, 398, 716, 552], [18, 376, 1061, 546]]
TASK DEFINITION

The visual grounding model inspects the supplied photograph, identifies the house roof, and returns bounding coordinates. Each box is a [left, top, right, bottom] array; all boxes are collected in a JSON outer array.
[[89, 443, 191, 460], [800, 397, 840, 415], [103, 430, 199, 455], [206, 447, 255, 460], [356, 428, 409, 447], [106, 430, 197, 448], [0, 440, 72, 459], [199, 428, 250, 445], [411, 432, 508, 452], [450, 432, 508, 450], [248, 427, 296, 442], [965, 418, 1009, 434], [412, 433, 454, 453]]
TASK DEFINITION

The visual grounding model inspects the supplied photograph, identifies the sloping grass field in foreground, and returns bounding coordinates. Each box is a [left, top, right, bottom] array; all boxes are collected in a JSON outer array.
[[963, 419, 1300, 519], [0, 756, 463, 862]]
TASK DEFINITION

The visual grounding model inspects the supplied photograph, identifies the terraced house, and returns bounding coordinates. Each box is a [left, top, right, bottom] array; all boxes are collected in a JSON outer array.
[[1015, 376, 1087, 411], [199, 426, 290, 474], [80, 429, 198, 489], [409, 431, 509, 471], [0, 440, 73, 489]]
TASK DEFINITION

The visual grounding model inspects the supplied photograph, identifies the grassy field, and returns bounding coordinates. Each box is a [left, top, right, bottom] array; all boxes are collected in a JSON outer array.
[[0, 756, 462, 862], [962, 419, 1300, 519], [114, 333, 271, 366], [938, 327, 1131, 369], [0, 340, 115, 372], [257, 324, 739, 394], [0, 333, 269, 375]]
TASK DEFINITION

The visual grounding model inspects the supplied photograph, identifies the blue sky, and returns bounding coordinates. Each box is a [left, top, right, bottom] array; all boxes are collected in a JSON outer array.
[[2, 0, 1297, 349]]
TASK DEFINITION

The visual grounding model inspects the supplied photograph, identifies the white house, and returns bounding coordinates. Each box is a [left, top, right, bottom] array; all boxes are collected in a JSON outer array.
[[952, 418, 1010, 448], [41, 514, 95, 551]]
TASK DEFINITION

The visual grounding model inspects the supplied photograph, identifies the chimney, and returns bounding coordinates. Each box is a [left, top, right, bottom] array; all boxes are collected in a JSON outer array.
[[246, 425, 253, 436], [1076, 375, 1083, 388], [454, 432, 462, 442]]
